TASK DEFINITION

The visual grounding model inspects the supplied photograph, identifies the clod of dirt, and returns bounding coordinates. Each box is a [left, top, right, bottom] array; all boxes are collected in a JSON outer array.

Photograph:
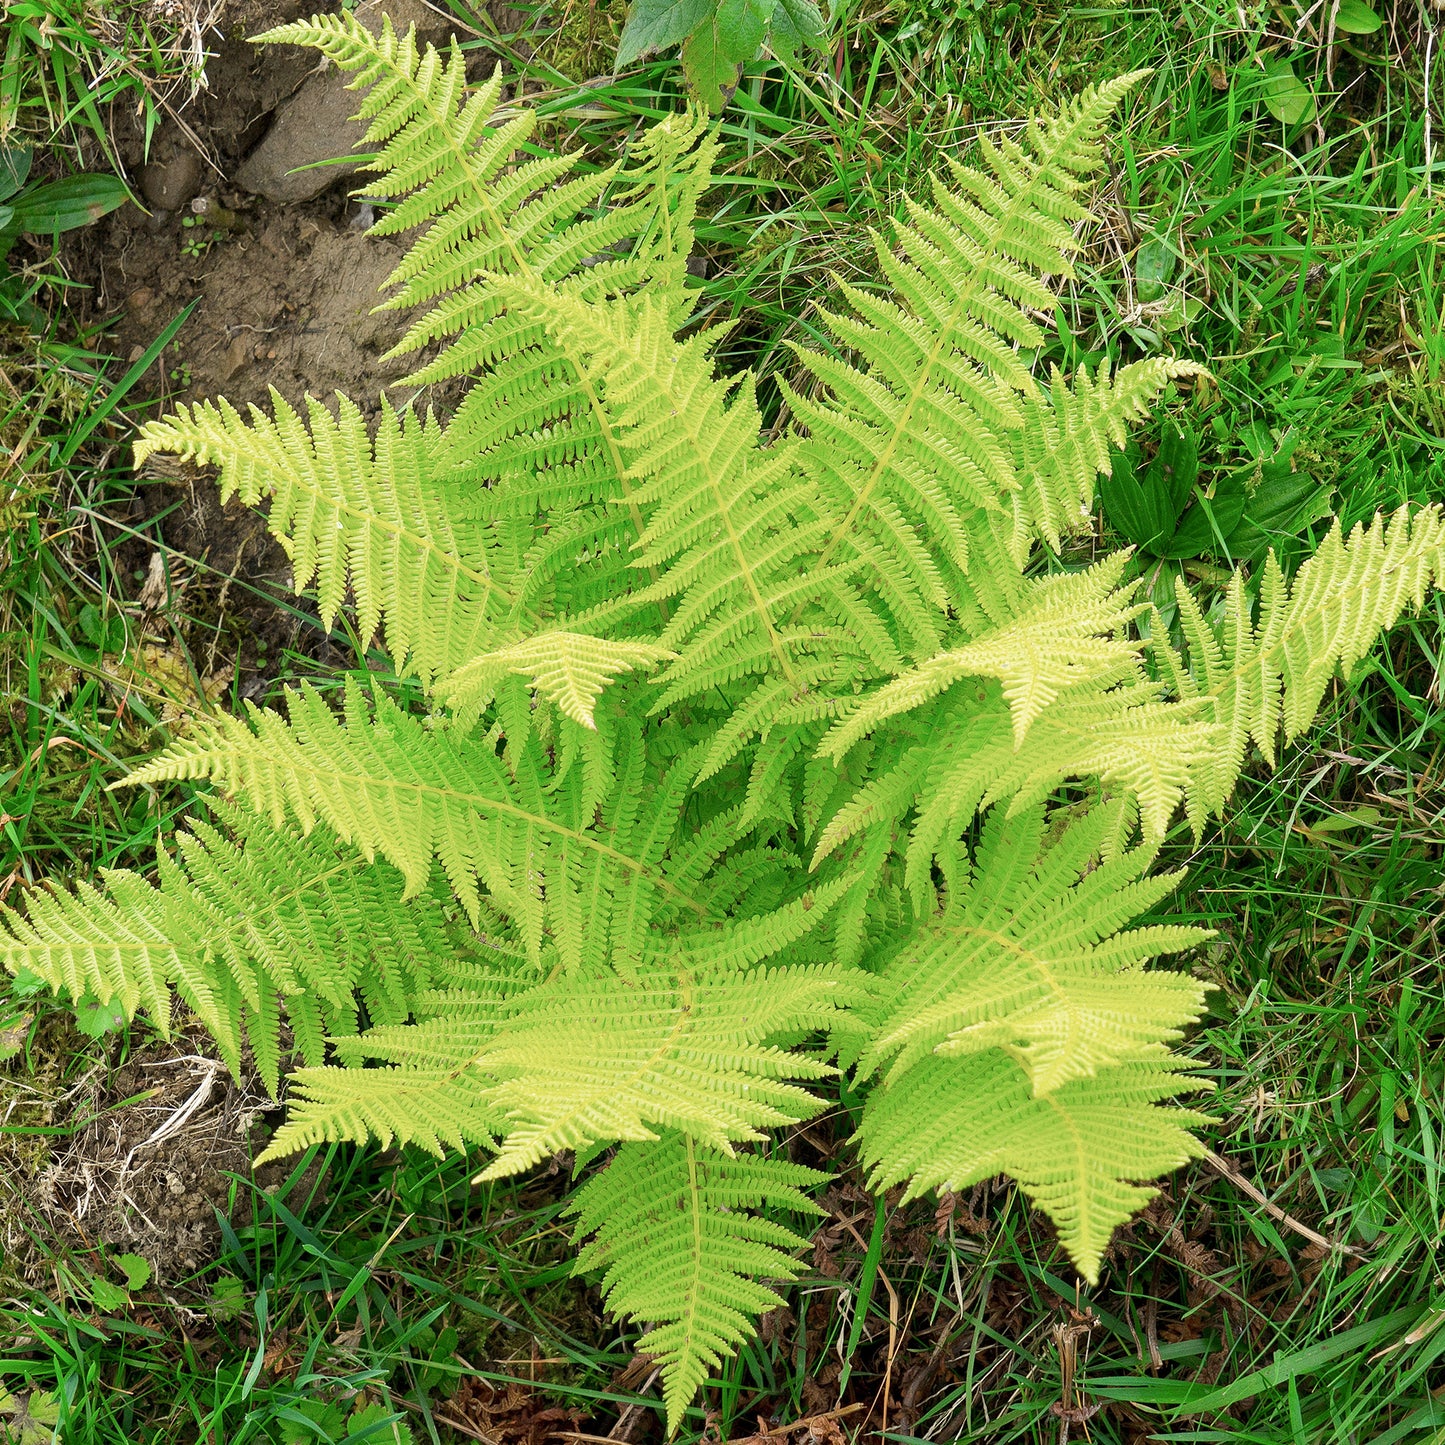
[[110, 207, 422, 408], [234, 0, 464, 203], [139, 143, 205, 212], [0, 1018, 310, 1293]]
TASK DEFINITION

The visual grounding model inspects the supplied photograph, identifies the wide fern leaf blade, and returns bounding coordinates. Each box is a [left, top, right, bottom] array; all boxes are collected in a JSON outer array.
[[120, 678, 722, 972], [783, 70, 1174, 606], [474, 958, 853, 1180], [1165, 505, 1445, 819], [861, 804, 1211, 1096], [0, 802, 453, 1093]]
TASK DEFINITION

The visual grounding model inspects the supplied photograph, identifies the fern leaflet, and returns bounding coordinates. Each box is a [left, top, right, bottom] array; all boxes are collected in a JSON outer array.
[[569, 1134, 826, 1430]]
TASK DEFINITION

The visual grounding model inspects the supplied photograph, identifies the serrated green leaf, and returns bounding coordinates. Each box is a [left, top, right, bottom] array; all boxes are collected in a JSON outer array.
[[89, 1274, 129, 1311], [73, 993, 127, 1038], [768, 0, 827, 58], [681, 0, 768, 109], [206, 1274, 247, 1322], [113, 1252, 152, 1292], [617, 0, 714, 63]]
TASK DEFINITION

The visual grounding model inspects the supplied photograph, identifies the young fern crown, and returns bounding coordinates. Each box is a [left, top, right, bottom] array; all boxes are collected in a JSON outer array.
[[5, 20, 1444, 1429]]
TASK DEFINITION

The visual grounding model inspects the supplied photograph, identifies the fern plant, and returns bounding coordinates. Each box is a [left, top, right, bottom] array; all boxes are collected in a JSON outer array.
[[5, 17, 1444, 1428]]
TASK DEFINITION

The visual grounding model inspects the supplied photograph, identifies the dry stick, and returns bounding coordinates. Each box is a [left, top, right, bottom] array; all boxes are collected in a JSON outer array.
[[747, 1404, 869, 1438], [1202, 1150, 1364, 1258], [395, 1396, 497, 1445], [607, 1366, 661, 1442]]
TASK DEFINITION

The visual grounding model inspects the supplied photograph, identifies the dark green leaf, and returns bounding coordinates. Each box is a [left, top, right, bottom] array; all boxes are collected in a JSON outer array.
[[1226, 465, 1333, 562], [617, 0, 715, 64], [1100, 443, 1181, 553], [1153, 422, 1198, 518], [768, 0, 827, 58], [1101, 425, 1199, 554], [9, 173, 130, 235], [1159, 474, 1248, 559], [0, 146, 31, 203]]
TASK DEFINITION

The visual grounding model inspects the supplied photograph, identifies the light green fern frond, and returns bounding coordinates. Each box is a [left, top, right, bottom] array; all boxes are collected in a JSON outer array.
[[491, 283, 890, 774], [120, 678, 718, 970], [138, 20, 717, 687], [817, 505, 1445, 866], [861, 804, 1210, 1095], [857, 1049, 1211, 1283], [134, 393, 502, 685], [819, 553, 1147, 760], [259, 1015, 510, 1159], [781, 71, 1192, 604], [262, 946, 855, 1171], [1162, 506, 1445, 821], [474, 957, 854, 1179], [569, 1133, 826, 1430], [0, 802, 454, 1094], [252, 14, 712, 367], [1007, 358, 1207, 555], [441, 631, 676, 729]]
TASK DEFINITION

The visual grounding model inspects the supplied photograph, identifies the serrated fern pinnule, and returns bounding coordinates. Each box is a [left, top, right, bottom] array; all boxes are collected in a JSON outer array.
[[859, 805, 1212, 1096], [1159, 506, 1445, 824], [569, 1134, 827, 1431], [857, 1050, 1211, 1284], [122, 678, 714, 970]]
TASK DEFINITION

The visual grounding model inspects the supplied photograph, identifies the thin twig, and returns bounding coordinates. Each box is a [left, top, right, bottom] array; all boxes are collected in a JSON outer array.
[[607, 1366, 660, 1441], [1202, 1150, 1364, 1257]]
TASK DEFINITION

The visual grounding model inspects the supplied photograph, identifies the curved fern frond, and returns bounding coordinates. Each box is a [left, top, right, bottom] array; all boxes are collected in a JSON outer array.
[[258, 1014, 511, 1159], [783, 70, 1167, 592], [474, 958, 854, 1179], [1007, 358, 1207, 555], [135, 393, 502, 685], [441, 631, 676, 729], [857, 1049, 1212, 1283], [120, 678, 710, 968], [1162, 506, 1445, 822], [490, 284, 890, 773], [861, 804, 1210, 1096], [252, 13, 713, 364], [819, 553, 1146, 761], [569, 1133, 826, 1431], [0, 802, 455, 1094], [262, 943, 854, 1171]]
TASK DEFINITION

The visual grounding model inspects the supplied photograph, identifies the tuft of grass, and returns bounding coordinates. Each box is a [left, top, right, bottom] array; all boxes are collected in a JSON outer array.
[[0, 0, 214, 161]]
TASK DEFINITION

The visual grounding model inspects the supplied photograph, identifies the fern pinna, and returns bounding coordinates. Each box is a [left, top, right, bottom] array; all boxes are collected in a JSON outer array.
[[5, 18, 1444, 1427]]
